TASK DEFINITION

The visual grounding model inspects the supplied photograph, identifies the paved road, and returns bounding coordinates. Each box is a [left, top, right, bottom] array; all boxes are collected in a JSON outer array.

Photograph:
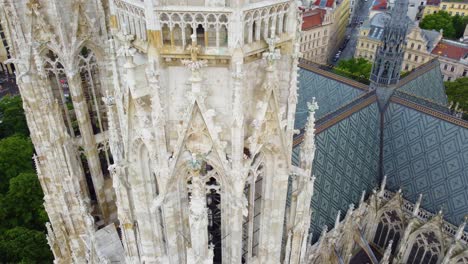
[[333, 0, 375, 64]]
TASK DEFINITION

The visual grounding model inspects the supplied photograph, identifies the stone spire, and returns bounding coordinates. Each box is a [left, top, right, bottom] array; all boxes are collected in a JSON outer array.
[[370, 0, 409, 87]]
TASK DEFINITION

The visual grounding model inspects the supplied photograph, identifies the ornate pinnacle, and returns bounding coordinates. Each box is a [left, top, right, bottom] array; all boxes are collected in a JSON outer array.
[[263, 30, 281, 68], [26, 0, 41, 10], [381, 240, 393, 264]]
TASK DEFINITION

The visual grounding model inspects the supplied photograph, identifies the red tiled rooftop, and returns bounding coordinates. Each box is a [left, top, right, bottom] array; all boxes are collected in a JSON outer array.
[[372, 0, 388, 10], [313, 0, 335, 8], [426, 0, 441, 6], [302, 9, 326, 30], [431, 41, 468, 60]]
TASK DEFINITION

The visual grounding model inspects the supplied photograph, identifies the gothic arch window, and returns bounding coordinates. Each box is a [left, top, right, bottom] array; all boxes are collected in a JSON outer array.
[[219, 25, 228, 47], [373, 210, 402, 253], [78, 47, 108, 135], [98, 141, 113, 179], [173, 24, 183, 46], [196, 24, 205, 46], [44, 50, 80, 137], [138, 143, 168, 255], [405, 231, 442, 264], [162, 24, 171, 45], [207, 24, 217, 47], [185, 163, 223, 263], [241, 152, 265, 262]]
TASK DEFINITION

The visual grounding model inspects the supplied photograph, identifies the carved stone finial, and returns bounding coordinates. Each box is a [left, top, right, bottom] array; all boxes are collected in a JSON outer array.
[[27, 0, 41, 10]]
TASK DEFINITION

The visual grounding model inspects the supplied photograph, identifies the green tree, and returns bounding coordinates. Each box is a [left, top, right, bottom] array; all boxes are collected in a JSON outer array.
[[445, 77, 468, 120], [0, 95, 29, 138], [452, 14, 468, 39], [0, 173, 48, 230], [0, 135, 34, 193], [420, 11, 456, 38], [0, 227, 53, 263], [334, 58, 373, 82]]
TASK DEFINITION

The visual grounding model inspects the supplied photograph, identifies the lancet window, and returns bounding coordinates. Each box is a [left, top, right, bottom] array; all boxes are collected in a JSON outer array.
[[98, 141, 113, 179], [405, 231, 441, 264], [186, 165, 223, 263], [140, 144, 167, 255], [78, 147, 98, 202], [157, 12, 229, 48], [241, 153, 265, 262], [373, 210, 402, 253], [78, 47, 108, 135], [44, 50, 80, 137]]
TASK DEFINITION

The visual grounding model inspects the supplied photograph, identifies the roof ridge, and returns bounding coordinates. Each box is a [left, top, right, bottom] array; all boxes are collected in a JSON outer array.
[[397, 58, 439, 86], [299, 59, 369, 91], [293, 92, 377, 146], [390, 96, 468, 129]]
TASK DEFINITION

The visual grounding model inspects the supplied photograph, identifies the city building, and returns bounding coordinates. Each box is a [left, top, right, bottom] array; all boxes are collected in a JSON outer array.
[[0, 0, 466, 263], [328, 0, 351, 60], [355, 13, 442, 71], [0, 22, 13, 75], [300, 8, 333, 64], [432, 39, 468, 81], [423, 0, 468, 17]]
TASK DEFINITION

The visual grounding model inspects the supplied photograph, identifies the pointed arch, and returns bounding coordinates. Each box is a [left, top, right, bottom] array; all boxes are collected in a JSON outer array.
[[242, 151, 266, 262], [127, 139, 168, 258], [43, 49, 80, 137], [403, 223, 446, 264]]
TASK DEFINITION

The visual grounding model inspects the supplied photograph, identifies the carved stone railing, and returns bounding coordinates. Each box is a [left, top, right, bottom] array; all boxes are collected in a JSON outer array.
[[113, 0, 147, 41], [381, 190, 468, 244]]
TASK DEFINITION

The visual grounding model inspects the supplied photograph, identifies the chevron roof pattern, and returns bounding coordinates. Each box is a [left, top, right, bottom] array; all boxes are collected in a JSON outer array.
[[397, 62, 448, 106], [308, 103, 380, 242], [294, 61, 468, 240], [295, 68, 365, 129], [383, 102, 468, 227]]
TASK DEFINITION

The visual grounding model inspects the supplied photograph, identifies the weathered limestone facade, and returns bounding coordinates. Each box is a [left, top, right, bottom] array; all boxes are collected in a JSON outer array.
[[0, 0, 320, 263]]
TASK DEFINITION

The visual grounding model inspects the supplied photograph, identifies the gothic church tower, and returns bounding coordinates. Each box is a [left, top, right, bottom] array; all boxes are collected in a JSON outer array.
[[0, 0, 316, 263], [370, 0, 409, 87]]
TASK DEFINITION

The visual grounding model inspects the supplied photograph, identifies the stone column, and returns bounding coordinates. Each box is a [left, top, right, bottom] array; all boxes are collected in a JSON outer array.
[[186, 161, 212, 264], [66, 70, 109, 220]]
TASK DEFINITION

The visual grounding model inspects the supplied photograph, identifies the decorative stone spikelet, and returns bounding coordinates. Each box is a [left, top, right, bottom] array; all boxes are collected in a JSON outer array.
[[378, 175, 387, 197], [380, 240, 393, 264], [412, 193, 423, 217]]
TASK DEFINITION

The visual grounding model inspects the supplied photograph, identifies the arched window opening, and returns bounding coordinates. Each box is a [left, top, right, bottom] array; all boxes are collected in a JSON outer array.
[[98, 142, 113, 179], [79, 147, 97, 202], [207, 25, 217, 47], [253, 21, 258, 41], [162, 24, 171, 45], [219, 25, 228, 47], [244, 22, 250, 44], [252, 164, 263, 256], [373, 210, 402, 253], [196, 24, 205, 47], [185, 25, 194, 47], [173, 25, 183, 46], [44, 50, 80, 137], [78, 47, 108, 135], [406, 231, 441, 264], [241, 153, 265, 262], [186, 164, 222, 263]]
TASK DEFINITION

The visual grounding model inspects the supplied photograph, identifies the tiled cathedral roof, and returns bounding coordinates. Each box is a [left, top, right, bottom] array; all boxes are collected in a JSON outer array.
[[295, 59, 468, 238]]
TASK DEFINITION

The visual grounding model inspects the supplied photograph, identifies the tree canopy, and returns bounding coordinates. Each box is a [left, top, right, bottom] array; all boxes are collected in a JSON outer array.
[[420, 11, 468, 39], [0, 227, 53, 263], [445, 77, 468, 120], [333, 58, 373, 83], [0, 95, 53, 263], [0, 173, 48, 231], [0, 95, 29, 138], [0, 135, 34, 193]]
